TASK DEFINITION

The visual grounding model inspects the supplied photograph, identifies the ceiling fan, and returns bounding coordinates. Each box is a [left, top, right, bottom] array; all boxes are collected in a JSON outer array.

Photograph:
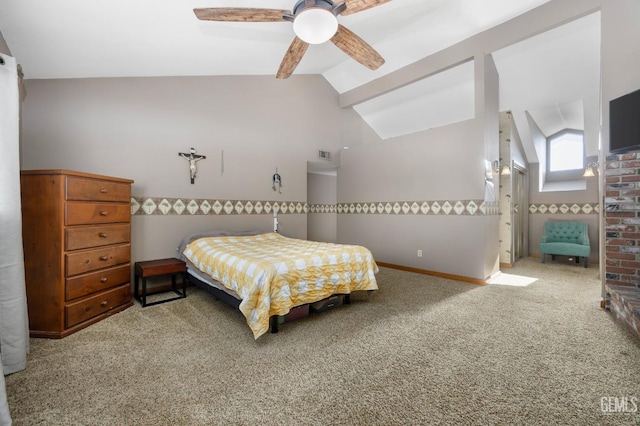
[[194, 0, 391, 78]]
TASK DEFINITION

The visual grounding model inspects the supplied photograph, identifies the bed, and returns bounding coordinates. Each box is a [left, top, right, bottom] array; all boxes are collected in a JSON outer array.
[[179, 231, 378, 339]]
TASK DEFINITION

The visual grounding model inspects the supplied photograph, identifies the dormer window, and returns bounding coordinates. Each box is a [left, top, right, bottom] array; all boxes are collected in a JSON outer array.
[[546, 129, 585, 181]]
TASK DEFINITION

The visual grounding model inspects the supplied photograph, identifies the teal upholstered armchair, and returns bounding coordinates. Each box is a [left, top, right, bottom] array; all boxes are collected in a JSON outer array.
[[540, 221, 590, 268]]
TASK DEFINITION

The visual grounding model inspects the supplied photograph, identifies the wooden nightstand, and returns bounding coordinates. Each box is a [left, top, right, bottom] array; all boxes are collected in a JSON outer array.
[[134, 258, 187, 307]]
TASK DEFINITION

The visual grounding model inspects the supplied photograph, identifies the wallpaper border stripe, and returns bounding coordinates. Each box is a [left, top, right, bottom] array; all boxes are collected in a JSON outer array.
[[333, 200, 496, 215], [131, 197, 503, 216], [528, 203, 599, 215], [130, 198, 599, 216], [131, 197, 306, 216]]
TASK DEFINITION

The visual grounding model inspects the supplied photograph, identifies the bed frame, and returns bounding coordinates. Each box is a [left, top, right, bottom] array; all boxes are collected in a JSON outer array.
[[186, 270, 350, 333]]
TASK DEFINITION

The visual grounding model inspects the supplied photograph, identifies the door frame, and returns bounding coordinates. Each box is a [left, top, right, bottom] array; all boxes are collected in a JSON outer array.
[[511, 161, 529, 263]]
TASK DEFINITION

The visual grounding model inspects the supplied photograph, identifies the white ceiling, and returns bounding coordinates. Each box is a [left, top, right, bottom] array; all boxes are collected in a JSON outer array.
[[0, 0, 601, 162], [351, 11, 600, 147], [353, 60, 476, 139]]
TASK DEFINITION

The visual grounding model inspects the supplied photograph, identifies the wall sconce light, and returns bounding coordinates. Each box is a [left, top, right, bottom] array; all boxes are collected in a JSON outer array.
[[583, 161, 599, 177], [486, 160, 494, 182], [494, 159, 511, 175]]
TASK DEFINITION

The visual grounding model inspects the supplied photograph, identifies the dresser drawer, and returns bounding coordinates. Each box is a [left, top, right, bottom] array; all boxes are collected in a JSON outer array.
[[66, 244, 131, 276], [66, 264, 131, 301], [65, 283, 131, 328], [66, 176, 131, 202], [66, 202, 130, 225], [66, 224, 130, 251]]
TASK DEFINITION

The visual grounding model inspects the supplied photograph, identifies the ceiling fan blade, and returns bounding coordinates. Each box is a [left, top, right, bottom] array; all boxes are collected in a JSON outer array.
[[194, 8, 289, 22], [341, 0, 392, 16], [331, 24, 384, 70], [276, 37, 309, 79]]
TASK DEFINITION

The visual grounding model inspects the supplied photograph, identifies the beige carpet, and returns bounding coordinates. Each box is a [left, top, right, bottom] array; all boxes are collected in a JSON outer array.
[[5, 258, 640, 425]]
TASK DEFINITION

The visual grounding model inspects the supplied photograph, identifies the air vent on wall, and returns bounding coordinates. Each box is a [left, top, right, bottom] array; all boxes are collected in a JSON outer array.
[[318, 150, 331, 160]]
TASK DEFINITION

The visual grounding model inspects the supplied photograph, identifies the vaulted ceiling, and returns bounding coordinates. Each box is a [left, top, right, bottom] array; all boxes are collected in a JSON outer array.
[[0, 0, 601, 162]]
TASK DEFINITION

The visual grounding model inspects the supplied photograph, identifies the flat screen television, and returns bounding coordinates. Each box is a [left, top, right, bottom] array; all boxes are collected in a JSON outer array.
[[610, 87, 640, 154]]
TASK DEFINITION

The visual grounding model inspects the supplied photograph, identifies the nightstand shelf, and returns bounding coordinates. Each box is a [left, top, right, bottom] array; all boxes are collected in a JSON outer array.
[[134, 258, 187, 307]]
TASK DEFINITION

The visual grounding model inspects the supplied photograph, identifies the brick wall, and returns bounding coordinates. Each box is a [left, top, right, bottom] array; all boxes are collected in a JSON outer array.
[[604, 152, 640, 288]]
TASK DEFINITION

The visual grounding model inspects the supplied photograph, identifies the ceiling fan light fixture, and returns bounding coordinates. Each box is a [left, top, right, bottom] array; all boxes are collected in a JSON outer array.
[[293, 7, 338, 44]]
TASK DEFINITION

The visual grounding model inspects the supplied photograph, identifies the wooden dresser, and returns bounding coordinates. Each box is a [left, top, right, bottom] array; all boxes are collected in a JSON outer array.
[[20, 170, 134, 338]]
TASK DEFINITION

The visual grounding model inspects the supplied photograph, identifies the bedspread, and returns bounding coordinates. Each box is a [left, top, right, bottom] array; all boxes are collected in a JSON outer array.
[[182, 232, 378, 339]]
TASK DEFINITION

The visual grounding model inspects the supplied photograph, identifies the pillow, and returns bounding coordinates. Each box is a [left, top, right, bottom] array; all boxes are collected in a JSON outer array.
[[176, 229, 271, 260]]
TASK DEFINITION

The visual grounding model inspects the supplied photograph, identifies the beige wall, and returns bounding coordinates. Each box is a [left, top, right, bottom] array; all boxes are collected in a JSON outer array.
[[19, 75, 377, 263], [509, 116, 527, 168], [335, 0, 640, 279], [0, 29, 10, 55], [528, 163, 600, 260], [12, 0, 640, 282], [526, 105, 600, 261], [523, 0, 640, 267], [336, 54, 500, 282], [337, 118, 498, 280], [307, 172, 337, 243], [601, 0, 640, 156]]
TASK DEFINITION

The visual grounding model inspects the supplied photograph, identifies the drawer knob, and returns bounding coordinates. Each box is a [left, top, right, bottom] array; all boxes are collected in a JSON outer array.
[[100, 189, 108, 193], [100, 277, 108, 283], [85, 307, 91, 312], [100, 211, 109, 216], [99, 232, 107, 238], [100, 256, 109, 261], [100, 301, 108, 307]]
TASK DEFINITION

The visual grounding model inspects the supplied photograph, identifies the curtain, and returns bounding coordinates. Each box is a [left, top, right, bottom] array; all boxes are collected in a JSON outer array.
[[0, 52, 29, 425]]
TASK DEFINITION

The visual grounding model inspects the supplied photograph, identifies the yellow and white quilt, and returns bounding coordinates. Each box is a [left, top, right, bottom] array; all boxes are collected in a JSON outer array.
[[183, 232, 378, 339]]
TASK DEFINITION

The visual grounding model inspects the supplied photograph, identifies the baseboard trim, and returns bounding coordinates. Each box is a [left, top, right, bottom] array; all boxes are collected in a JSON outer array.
[[500, 262, 513, 269], [376, 262, 486, 286]]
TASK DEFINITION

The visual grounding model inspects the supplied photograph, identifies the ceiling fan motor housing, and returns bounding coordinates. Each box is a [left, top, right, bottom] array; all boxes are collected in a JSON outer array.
[[292, 0, 344, 15]]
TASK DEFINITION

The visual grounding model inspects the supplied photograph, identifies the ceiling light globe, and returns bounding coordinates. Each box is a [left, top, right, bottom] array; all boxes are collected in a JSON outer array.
[[293, 8, 338, 45]]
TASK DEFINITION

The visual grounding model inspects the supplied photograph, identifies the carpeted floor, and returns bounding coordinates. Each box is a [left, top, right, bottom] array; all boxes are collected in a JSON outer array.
[[5, 257, 640, 425]]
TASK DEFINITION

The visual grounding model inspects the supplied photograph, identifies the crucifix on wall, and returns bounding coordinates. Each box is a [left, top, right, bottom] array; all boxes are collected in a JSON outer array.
[[178, 148, 206, 184]]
